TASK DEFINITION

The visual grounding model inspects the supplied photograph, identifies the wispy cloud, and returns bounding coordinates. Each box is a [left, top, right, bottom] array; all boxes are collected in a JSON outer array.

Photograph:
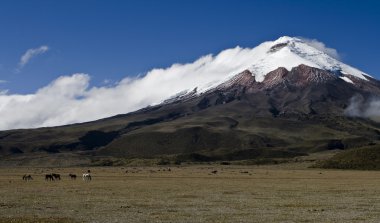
[[299, 37, 340, 60], [0, 65, 6, 85], [0, 90, 8, 95], [17, 45, 49, 71]]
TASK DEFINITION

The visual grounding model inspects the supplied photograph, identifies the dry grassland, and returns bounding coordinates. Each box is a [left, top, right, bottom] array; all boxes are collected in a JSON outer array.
[[1, 165, 380, 222]]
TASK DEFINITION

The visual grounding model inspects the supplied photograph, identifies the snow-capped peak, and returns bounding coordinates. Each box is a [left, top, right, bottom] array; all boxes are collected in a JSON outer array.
[[163, 36, 373, 104], [273, 36, 301, 44], [187, 36, 372, 95], [248, 36, 370, 82]]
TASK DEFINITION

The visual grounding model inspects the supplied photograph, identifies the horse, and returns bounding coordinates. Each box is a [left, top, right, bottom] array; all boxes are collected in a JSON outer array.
[[82, 173, 91, 181], [52, 173, 61, 180], [45, 174, 54, 181], [69, 174, 77, 180], [22, 174, 33, 181]]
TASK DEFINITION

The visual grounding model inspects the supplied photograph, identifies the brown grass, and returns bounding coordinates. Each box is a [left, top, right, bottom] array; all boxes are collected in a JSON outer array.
[[1, 165, 380, 222]]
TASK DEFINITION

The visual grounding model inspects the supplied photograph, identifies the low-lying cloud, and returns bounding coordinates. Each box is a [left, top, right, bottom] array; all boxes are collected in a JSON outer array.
[[0, 46, 258, 130], [345, 94, 380, 122], [0, 37, 356, 130]]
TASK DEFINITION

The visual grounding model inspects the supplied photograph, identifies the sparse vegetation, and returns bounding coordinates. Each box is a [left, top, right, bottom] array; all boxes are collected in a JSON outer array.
[[314, 145, 380, 170], [220, 161, 231, 165], [2, 166, 380, 222], [157, 158, 171, 165]]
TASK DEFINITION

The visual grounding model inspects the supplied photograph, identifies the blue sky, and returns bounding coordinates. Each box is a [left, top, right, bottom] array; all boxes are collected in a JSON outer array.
[[0, 0, 379, 94]]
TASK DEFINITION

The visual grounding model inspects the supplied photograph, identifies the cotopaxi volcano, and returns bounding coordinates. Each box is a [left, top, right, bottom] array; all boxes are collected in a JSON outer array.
[[1, 36, 380, 168]]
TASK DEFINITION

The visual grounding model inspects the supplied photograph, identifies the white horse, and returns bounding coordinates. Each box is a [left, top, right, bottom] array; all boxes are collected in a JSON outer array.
[[82, 173, 92, 181]]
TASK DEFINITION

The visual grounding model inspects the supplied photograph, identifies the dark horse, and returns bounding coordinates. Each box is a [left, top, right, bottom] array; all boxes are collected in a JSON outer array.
[[52, 173, 61, 180], [22, 174, 33, 181], [45, 174, 54, 181], [69, 174, 77, 180]]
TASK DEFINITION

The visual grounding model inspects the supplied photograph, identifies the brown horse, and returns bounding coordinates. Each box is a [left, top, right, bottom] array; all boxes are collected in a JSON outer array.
[[45, 174, 54, 181], [52, 173, 61, 180], [69, 174, 77, 180], [22, 175, 33, 181]]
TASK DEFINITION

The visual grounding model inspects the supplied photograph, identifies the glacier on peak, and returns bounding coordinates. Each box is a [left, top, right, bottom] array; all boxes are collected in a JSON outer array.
[[190, 36, 371, 95], [247, 36, 369, 83]]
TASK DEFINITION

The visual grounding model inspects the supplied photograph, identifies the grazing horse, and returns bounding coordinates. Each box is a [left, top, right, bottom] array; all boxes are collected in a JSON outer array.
[[69, 174, 77, 180], [45, 174, 54, 181], [52, 173, 61, 180], [22, 175, 33, 181], [82, 173, 91, 181]]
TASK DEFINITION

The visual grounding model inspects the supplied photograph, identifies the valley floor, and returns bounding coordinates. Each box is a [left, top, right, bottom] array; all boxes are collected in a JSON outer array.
[[1, 165, 380, 222]]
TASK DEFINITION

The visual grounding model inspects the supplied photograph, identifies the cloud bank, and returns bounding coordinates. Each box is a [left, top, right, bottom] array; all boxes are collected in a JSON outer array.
[[345, 94, 380, 122], [0, 37, 352, 130], [17, 45, 49, 70], [0, 46, 258, 130], [300, 38, 340, 60]]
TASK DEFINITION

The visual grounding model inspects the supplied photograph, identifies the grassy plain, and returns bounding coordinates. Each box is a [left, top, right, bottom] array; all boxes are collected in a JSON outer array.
[[1, 165, 380, 222]]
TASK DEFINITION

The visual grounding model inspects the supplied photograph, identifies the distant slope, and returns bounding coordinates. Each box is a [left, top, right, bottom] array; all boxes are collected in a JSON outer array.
[[314, 145, 380, 170]]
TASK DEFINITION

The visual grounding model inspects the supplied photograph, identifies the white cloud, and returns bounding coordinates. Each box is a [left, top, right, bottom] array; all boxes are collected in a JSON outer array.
[[0, 37, 351, 130], [0, 80, 7, 84], [299, 37, 340, 60], [345, 95, 380, 122], [17, 45, 49, 70], [0, 46, 260, 130]]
